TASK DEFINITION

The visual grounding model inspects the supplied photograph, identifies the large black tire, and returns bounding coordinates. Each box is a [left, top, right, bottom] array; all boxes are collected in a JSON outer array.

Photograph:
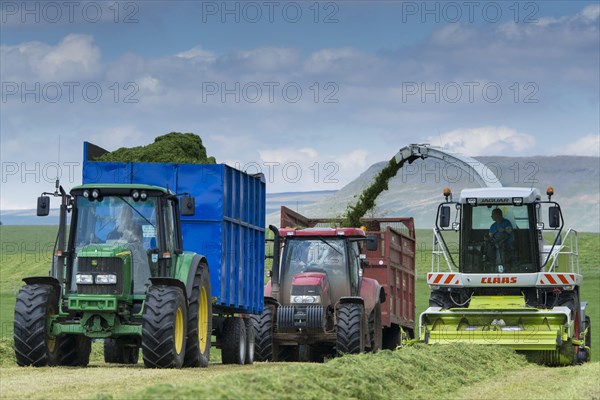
[[104, 339, 139, 364], [368, 303, 382, 352], [59, 335, 92, 366], [221, 317, 246, 364], [429, 290, 453, 309], [382, 325, 400, 350], [142, 285, 188, 368], [183, 264, 212, 368], [244, 318, 255, 365], [336, 303, 365, 355], [14, 284, 60, 367], [251, 305, 274, 361]]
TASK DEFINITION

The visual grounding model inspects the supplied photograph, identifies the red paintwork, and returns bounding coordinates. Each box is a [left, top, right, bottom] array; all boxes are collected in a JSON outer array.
[[292, 272, 327, 287], [359, 277, 381, 316], [264, 280, 272, 297], [279, 227, 365, 237]]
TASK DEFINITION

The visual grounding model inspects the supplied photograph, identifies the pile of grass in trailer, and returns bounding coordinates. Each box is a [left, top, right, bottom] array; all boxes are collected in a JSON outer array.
[[102, 344, 528, 400]]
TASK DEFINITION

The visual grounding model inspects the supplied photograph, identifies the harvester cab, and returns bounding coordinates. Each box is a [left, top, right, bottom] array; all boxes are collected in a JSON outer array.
[[421, 186, 591, 365]]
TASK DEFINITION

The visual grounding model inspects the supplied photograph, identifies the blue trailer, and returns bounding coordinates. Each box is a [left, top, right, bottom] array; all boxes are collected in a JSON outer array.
[[15, 141, 265, 369]]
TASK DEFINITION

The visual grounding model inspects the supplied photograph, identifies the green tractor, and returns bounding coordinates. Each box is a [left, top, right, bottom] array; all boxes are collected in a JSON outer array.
[[14, 183, 210, 368]]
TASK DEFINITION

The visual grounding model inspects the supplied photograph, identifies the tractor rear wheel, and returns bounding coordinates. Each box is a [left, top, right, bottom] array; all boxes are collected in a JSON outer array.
[[14, 284, 60, 367], [222, 317, 246, 364], [142, 285, 188, 368], [104, 339, 139, 364], [336, 303, 365, 355], [251, 305, 274, 361], [244, 318, 255, 365], [59, 335, 92, 366], [368, 303, 382, 352], [183, 263, 212, 368]]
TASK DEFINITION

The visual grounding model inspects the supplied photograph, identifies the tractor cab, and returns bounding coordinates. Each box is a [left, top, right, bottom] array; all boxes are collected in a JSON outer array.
[[277, 227, 366, 309]]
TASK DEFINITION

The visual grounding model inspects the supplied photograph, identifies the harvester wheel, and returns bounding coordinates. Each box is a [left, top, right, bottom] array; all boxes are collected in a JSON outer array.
[[577, 315, 592, 363], [222, 317, 246, 364], [58, 335, 92, 366], [244, 318, 255, 365], [336, 303, 365, 355], [14, 284, 60, 367], [104, 339, 139, 364], [429, 290, 452, 309], [368, 303, 382, 352], [183, 263, 212, 368], [141, 285, 188, 368], [251, 305, 275, 361]]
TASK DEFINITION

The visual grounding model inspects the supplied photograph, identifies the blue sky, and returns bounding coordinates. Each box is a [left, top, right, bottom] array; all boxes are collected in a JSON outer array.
[[1, 1, 599, 210]]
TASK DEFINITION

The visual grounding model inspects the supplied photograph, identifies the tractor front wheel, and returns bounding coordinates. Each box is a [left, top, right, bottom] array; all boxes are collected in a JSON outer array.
[[183, 263, 212, 368], [14, 284, 60, 367], [59, 335, 92, 366], [142, 285, 187, 368], [336, 303, 365, 355]]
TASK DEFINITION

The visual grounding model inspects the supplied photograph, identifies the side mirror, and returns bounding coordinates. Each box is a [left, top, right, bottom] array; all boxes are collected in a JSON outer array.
[[366, 234, 378, 251], [549, 206, 560, 228], [180, 195, 195, 216], [439, 205, 450, 228], [37, 196, 50, 216]]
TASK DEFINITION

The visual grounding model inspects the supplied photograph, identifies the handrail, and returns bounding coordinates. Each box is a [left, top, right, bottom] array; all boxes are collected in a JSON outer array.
[[543, 229, 579, 273], [431, 228, 455, 273]]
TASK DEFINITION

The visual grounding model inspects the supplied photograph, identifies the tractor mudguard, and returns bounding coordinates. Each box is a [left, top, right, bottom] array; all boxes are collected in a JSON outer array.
[[359, 277, 384, 315], [22, 276, 61, 293], [149, 278, 187, 298], [182, 254, 209, 301], [337, 296, 364, 307]]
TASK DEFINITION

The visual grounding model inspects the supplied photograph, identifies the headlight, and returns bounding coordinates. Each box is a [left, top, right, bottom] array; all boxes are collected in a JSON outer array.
[[290, 295, 321, 304], [76, 274, 94, 284], [95, 274, 117, 284]]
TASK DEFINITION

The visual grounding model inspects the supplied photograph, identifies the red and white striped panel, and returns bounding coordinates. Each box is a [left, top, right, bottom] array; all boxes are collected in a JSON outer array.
[[427, 272, 461, 286], [537, 273, 577, 286]]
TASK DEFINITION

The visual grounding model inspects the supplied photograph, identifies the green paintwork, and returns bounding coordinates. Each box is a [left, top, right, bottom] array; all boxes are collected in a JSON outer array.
[[174, 251, 197, 288], [420, 296, 575, 356]]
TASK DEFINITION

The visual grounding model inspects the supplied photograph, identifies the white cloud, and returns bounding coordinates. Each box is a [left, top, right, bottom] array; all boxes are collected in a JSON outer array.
[[562, 134, 600, 157], [175, 46, 216, 63], [88, 126, 144, 149], [429, 127, 536, 156]]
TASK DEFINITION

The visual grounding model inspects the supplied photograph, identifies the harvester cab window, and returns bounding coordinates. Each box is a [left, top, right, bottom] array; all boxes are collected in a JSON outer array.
[[462, 204, 536, 274]]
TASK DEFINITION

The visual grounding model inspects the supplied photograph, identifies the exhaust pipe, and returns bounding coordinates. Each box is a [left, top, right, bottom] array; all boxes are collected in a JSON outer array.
[[269, 225, 281, 300]]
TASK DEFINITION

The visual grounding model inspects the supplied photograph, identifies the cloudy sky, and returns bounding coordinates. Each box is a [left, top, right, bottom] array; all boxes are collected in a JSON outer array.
[[1, 1, 599, 210]]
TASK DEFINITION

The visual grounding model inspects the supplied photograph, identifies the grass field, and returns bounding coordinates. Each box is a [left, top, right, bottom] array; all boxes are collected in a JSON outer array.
[[0, 225, 598, 399]]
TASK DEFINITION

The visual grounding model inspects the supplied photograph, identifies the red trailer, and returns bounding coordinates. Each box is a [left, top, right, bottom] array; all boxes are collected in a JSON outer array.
[[252, 207, 416, 361]]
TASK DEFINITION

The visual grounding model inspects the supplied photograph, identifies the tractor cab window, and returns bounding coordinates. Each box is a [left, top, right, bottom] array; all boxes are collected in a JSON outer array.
[[280, 238, 349, 303], [70, 195, 157, 294], [461, 204, 537, 274]]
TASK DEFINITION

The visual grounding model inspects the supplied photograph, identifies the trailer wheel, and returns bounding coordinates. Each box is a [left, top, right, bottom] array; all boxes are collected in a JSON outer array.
[[244, 318, 255, 365], [183, 263, 212, 368], [142, 285, 187, 368], [336, 303, 365, 355], [14, 284, 60, 367], [369, 303, 382, 352], [59, 335, 92, 366], [251, 305, 274, 361], [221, 317, 246, 364], [104, 339, 139, 364]]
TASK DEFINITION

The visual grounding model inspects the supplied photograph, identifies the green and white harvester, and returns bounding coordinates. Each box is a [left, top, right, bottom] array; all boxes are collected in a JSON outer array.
[[420, 186, 591, 365]]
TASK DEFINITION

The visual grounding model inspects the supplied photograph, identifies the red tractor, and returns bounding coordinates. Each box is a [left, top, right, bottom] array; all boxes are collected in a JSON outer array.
[[252, 207, 416, 361]]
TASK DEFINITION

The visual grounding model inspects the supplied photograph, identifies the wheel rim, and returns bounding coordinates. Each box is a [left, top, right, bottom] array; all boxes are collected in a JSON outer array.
[[175, 307, 184, 354], [199, 287, 209, 353]]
